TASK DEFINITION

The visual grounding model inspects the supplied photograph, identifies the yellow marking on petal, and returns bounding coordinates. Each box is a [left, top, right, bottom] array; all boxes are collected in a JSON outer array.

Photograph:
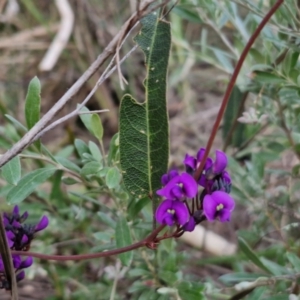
[[167, 209, 175, 215], [216, 204, 224, 211]]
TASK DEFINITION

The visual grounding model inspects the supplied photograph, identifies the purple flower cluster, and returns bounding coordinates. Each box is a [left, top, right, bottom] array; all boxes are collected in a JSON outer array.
[[0, 205, 48, 290], [155, 148, 235, 232]]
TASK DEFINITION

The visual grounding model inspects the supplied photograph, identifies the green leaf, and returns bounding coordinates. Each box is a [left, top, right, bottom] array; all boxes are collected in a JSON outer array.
[[222, 86, 247, 147], [119, 12, 170, 207], [80, 161, 102, 176], [74, 139, 90, 159], [286, 252, 300, 272], [61, 177, 80, 185], [25, 76, 41, 150], [78, 105, 103, 140], [89, 141, 102, 162], [128, 196, 150, 219], [5, 114, 27, 132], [108, 133, 119, 165], [115, 216, 132, 266], [55, 157, 81, 173], [105, 167, 121, 189], [253, 71, 283, 84], [238, 237, 271, 274], [219, 272, 267, 285], [78, 106, 93, 133], [177, 281, 204, 300], [90, 114, 103, 141], [97, 211, 116, 229], [1, 156, 21, 185], [7, 168, 56, 204]]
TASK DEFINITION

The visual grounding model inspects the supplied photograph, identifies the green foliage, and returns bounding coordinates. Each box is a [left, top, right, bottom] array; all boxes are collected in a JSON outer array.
[[115, 216, 133, 266], [25, 76, 41, 150], [120, 12, 170, 207], [7, 168, 56, 204], [1, 156, 21, 185]]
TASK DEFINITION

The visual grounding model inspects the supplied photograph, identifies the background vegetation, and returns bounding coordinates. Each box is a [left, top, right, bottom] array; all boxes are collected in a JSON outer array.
[[1, 0, 300, 299]]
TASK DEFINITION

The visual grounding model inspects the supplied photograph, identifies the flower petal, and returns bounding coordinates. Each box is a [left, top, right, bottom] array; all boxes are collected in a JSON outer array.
[[155, 199, 173, 224], [184, 154, 196, 170], [203, 194, 218, 221], [212, 191, 235, 211], [161, 174, 169, 186], [197, 148, 206, 161], [183, 217, 196, 232], [180, 173, 198, 198], [20, 256, 33, 269], [219, 209, 231, 222], [171, 186, 183, 199], [35, 215, 49, 232], [13, 205, 19, 216], [213, 150, 228, 174], [16, 270, 25, 282], [172, 200, 189, 225]]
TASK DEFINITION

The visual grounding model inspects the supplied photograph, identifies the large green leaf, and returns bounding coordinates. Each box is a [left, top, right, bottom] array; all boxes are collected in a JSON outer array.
[[119, 12, 170, 207], [25, 76, 41, 150]]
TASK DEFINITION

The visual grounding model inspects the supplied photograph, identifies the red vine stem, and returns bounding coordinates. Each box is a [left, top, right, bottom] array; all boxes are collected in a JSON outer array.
[[12, 225, 165, 261], [194, 0, 284, 181]]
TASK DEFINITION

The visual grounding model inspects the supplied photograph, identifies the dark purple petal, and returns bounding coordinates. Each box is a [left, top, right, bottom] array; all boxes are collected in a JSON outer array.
[[198, 174, 207, 187], [7, 239, 14, 248], [197, 148, 206, 161], [222, 171, 231, 184], [169, 170, 179, 179], [20, 256, 33, 269], [0, 259, 4, 272], [21, 234, 28, 245], [16, 270, 25, 282], [12, 205, 19, 216], [172, 201, 189, 225], [35, 215, 49, 232], [12, 255, 21, 269], [212, 191, 235, 210], [183, 217, 196, 232], [12, 220, 20, 228], [219, 209, 231, 222], [161, 174, 169, 186], [203, 194, 218, 222], [213, 150, 227, 174], [21, 211, 29, 222], [180, 173, 198, 198], [155, 200, 173, 224], [171, 186, 183, 199], [184, 154, 196, 170], [6, 231, 14, 240], [164, 214, 175, 226], [196, 148, 213, 170]]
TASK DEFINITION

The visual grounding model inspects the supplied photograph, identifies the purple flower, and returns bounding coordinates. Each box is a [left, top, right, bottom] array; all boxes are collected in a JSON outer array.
[[155, 199, 189, 226], [1, 206, 48, 290], [161, 170, 179, 186], [157, 173, 198, 200], [203, 191, 235, 222]]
